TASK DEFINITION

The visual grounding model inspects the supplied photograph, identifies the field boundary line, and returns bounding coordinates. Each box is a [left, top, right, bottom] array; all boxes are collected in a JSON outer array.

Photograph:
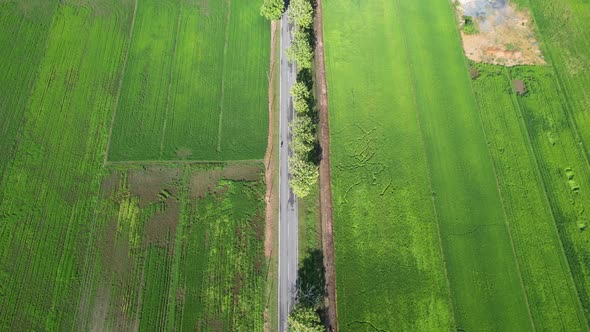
[[506, 68, 589, 330], [392, 0, 458, 327], [104, 159, 263, 166], [215, 0, 232, 155], [159, 0, 184, 159], [103, 0, 139, 165]]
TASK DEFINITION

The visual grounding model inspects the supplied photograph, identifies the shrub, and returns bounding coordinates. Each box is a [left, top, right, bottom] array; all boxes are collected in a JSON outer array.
[[260, 0, 284, 21]]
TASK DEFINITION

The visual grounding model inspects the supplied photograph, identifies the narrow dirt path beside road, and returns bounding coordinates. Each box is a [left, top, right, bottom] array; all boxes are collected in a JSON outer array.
[[314, 0, 338, 330], [264, 20, 279, 332]]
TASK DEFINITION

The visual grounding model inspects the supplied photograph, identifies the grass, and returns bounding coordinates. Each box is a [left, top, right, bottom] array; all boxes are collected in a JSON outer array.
[[108, 0, 269, 162], [0, 0, 270, 329], [470, 63, 588, 330], [323, 0, 553, 330], [324, 0, 454, 330]]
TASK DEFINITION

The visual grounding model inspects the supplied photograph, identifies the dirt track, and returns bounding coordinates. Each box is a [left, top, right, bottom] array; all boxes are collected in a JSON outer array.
[[314, 0, 338, 330]]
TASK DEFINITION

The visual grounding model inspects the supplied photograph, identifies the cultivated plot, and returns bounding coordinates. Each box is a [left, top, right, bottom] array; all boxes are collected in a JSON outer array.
[[108, 0, 269, 162]]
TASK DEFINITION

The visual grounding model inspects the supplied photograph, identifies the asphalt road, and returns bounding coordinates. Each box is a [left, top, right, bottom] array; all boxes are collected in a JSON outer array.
[[278, 12, 299, 332]]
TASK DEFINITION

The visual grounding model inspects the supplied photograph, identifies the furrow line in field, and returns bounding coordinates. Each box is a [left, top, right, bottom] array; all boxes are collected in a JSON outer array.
[[103, 0, 138, 164], [159, 0, 183, 159], [505, 68, 590, 330], [215, 0, 232, 155]]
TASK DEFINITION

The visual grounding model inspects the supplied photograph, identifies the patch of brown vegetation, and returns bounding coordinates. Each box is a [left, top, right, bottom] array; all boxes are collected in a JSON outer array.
[[189, 169, 224, 199], [223, 163, 262, 182], [514, 79, 527, 95], [128, 167, 181, 207], [457, 0, 545, 66], [143, 199, 180, 249], [100, 172, 120, 198]]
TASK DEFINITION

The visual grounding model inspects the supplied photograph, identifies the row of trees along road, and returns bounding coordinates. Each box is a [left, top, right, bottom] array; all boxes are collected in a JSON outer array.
[[260, 1, 324, 331]]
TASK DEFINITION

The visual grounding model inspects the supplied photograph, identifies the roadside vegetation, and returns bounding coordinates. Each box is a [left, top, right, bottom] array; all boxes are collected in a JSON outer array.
[[275, 0, 319, 198]]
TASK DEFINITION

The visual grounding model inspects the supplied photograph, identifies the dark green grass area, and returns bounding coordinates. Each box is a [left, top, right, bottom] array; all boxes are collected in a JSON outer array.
[[0, 1, 133, 328], [507, 65, 590, 323], [0, 1, 58, 189], [471, 63, 588, 330], [108, 0, 269, 162]]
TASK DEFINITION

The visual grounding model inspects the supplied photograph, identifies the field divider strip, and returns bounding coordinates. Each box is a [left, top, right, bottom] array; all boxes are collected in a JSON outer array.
[[505, 68, 589, 330], [215, 0, 232, 155], [103, 0, 139, 165], [104, 159, 264, 166], [159, 0, 184, 159], [391, 0, 458, 326]]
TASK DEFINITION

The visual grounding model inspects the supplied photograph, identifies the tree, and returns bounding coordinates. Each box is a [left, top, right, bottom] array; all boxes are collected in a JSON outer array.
[[291, 81, 311, 114], [289, 156, 318, 198], [288, 305, 323, 332], [286, 29, 313, 69], [288, 0, 314, 28], [260, 0, 284, 21]]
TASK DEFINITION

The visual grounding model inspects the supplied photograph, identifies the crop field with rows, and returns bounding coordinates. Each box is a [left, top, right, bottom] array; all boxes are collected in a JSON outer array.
[[0, 0, 269, 329], [471, 63, 588, 330], [83, 166, 267, 331], [108, 0, 269, 162]]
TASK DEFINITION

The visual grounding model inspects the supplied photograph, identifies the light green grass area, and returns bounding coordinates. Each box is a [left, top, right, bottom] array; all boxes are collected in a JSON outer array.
[[108, 0, 269, 161], [324, 0, 542, 330], [0, 1, 133, 328], [471, 63, 588, 330], [324, 1, 454, 330]]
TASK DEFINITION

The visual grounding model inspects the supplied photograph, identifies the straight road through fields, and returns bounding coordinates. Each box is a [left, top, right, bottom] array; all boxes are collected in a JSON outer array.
[[278, 11, 299, 332]]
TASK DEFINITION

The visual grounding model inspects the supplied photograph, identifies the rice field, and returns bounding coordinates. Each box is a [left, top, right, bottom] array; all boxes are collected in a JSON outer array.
[[0, 0, 269, 329]]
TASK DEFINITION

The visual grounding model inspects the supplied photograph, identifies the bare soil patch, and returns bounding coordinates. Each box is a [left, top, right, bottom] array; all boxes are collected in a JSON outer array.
[[143, 198, 180, 249], [456, 0, 545, 66], [514, 79, 527, 95], [189, 169, 224, 199], [128, 167, 181, 207]]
